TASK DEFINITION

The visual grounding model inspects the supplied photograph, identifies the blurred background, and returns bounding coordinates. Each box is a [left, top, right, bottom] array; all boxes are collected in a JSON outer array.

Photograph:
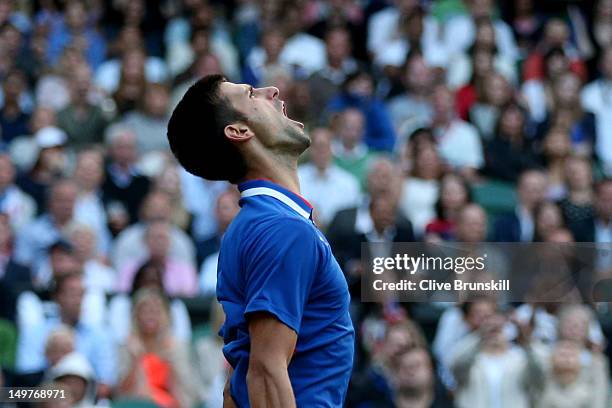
[[0, 0, 610, 406]]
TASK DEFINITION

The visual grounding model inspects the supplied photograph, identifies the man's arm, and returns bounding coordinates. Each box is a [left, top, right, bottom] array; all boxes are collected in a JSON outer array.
[[223, 366, 236, 408], [246, 312, 297, 408]]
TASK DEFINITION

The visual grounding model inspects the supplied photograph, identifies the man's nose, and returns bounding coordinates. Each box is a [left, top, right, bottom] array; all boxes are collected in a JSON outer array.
[[259, 86, 279, 100]]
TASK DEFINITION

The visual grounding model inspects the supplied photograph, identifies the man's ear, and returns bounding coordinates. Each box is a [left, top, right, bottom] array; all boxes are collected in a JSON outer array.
[[224, 122, 255, 143]]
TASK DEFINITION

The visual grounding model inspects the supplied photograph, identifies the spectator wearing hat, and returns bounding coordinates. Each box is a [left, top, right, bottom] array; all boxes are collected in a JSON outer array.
[[16, 126, 68, 211], [48, 351, 101, 408]]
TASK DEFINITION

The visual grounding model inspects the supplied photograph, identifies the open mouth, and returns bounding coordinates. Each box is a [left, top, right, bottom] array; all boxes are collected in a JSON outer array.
[[280, 101, 304, 129]]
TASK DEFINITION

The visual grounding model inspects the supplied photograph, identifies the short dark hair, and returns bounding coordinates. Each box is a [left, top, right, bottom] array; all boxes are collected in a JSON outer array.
[[167, 74, 247, 183]]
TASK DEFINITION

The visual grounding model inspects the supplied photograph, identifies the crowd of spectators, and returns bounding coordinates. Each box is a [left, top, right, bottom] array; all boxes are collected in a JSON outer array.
[[0, 0, 611, 407]]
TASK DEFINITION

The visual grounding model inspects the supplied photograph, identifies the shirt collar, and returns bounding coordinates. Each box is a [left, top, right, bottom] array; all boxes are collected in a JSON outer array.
[[238, 179, 314, 220]]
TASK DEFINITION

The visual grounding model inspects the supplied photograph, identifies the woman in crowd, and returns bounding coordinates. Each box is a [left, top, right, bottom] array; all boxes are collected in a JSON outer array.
[[399, 130, 443, 238], [540, 126, 572, 200], [558, 156, 596, 232], [535, 72, 595, 156], [117, 288, 197, 408], [468, 72, 514, 141], [424, 173, 472, 242], [483, 102, 539, 182], [108, 260, 192, 345], [533, 201, 564, 242]]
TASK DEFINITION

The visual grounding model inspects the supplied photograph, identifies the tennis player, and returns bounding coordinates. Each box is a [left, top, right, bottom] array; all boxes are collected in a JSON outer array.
[[167, 75, 355, 407]]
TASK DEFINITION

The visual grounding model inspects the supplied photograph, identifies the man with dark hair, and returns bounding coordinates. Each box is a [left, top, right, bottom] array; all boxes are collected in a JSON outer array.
[[168, 75, 354, 407]]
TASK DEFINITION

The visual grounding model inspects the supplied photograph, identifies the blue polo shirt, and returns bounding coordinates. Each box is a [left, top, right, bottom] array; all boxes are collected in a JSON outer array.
[[217, 179, 355, 407]]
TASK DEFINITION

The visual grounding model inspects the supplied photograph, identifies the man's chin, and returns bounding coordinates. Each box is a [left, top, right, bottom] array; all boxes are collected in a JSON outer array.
[[286, 124, 310, 151]]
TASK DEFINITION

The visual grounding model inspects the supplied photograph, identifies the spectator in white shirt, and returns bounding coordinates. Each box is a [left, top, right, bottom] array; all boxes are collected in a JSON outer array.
[[368, 0, 446, 69], [430, 85, 484, 179], [67, 223, 115, 294], [14, 179, 77, 285], [581, 47, 612, 176], [72, 149, 111, 257], [298, 128, 361, 228], [444, 0, 519, 63], [276, 2, 326, 76], [199, 189, 241, 296], [111, 190, 196, 273], [387, 53, 434, 141], [398, 135, 442, 238], [0, 152, 36, 230], [94, 27, 168, 95]]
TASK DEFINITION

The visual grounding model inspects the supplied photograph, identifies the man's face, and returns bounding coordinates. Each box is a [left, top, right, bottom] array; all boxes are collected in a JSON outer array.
[[111, 133, 137, 166], [219, 81, 309, 154], [216, 191, 240, 230], [57, 277, 84, 324], [465, 299, 495, 330], [596, 182, 612, 220], [325, 29, 350, 63], [601, 49, 612, 80], [75, 152, 103, 191], [57, 375, 86, 403], [309, 129, 333, 170], [49, 183, 77, 223], [141, 194, 172, 222], [367, 160, 398, 197], [470, 0, 493, 19], [518, 171, 547, 210], [457, 205, 487, 242], [338, 110, 364, 146], [0, 155, 15, 190], [145, 223, 171, 258], [395, 349, 432, 392], [405, 56, 432, 91]]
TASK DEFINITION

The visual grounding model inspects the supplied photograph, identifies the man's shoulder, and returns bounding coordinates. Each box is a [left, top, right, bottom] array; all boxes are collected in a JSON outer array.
[[227, 207, 315, 249]]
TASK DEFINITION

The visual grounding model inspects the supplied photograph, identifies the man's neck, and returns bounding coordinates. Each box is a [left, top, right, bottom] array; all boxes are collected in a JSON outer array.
[[243, 152, 301, 194], [395, 390, 433, 408]]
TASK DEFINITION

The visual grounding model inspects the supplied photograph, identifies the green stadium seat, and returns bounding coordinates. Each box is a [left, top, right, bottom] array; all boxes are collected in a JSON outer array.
[[112, 399, 162, 408], [471, 180, 517, 217], [0, 319, 17, 370]]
